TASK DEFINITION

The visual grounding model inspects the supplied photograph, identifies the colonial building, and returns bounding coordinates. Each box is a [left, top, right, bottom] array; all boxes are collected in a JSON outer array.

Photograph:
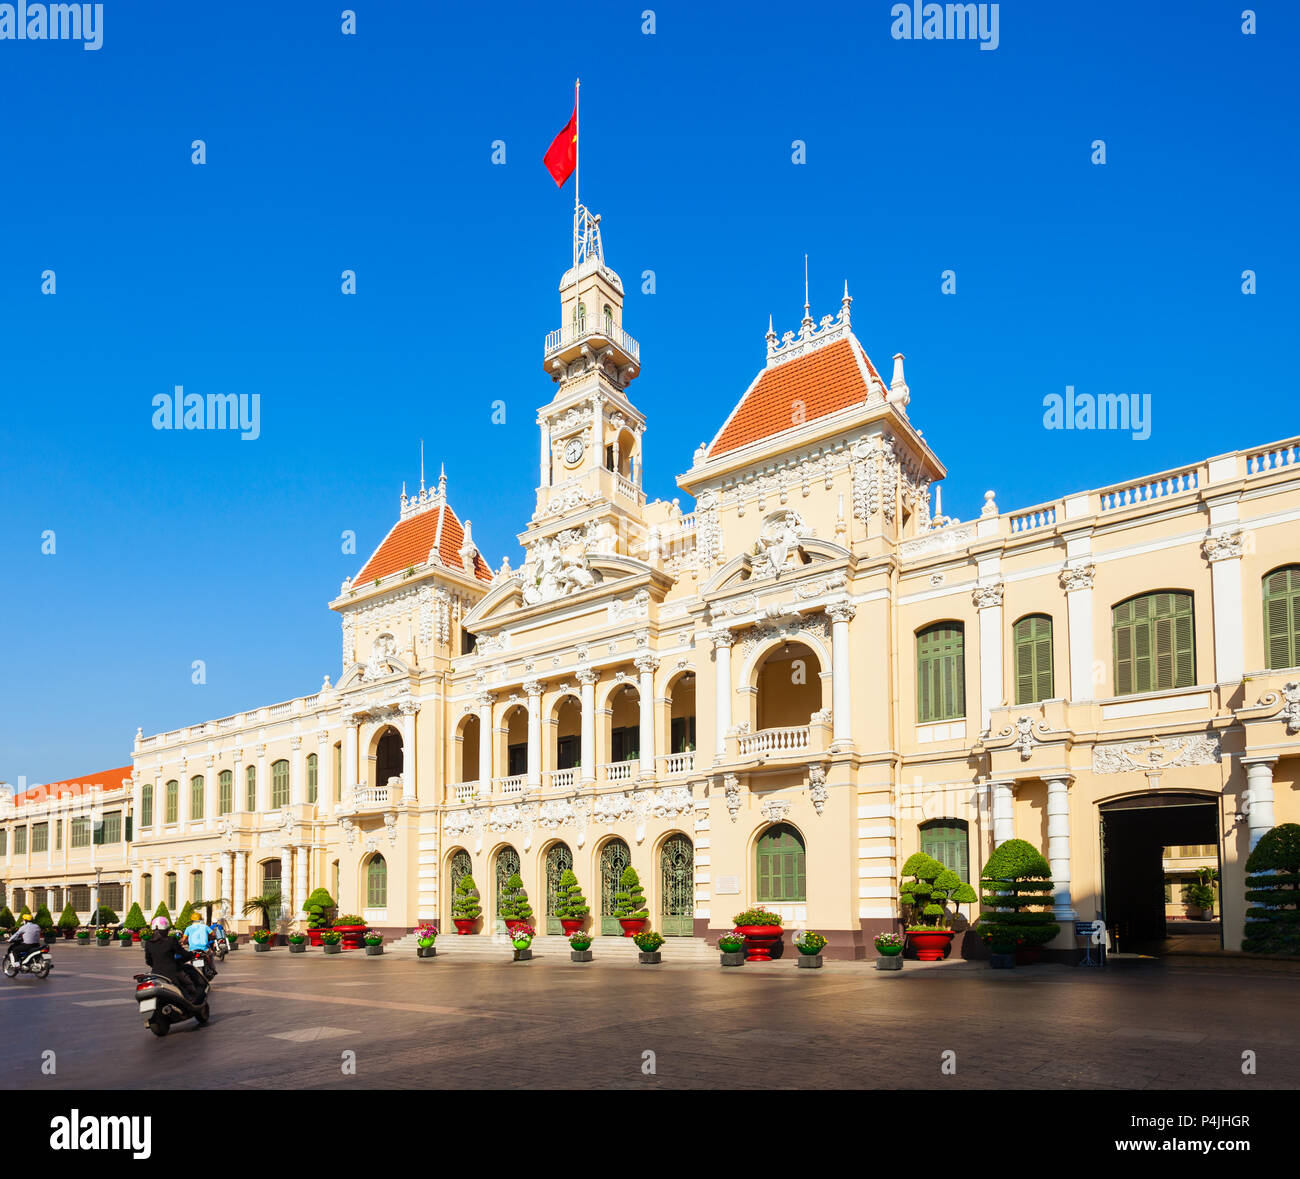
[[4, 205, 1299, 958]]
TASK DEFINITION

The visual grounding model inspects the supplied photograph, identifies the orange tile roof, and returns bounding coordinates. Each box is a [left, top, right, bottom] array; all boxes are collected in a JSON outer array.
[[707, 337, 882, 459], [356, 501, 493, 584], [16, 766, 133, 808]]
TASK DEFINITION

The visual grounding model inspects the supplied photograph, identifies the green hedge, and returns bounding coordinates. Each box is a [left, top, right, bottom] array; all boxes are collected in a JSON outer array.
[[1243, 823, 1300, 954], [975, 839, 1060, 948]]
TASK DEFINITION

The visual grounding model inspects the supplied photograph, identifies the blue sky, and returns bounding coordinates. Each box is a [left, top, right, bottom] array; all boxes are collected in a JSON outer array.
[[1, 1, 1295, 785]]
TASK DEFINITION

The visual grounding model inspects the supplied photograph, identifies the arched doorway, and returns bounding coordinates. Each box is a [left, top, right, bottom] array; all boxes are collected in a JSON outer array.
[[755, 824, 806, 906], [1100, 793, 1221, 954], [494, 845, 520, 923], [660, 834, 694, 936], [375, 726, 404, 788], [544, 842, 574, 934], [599, 838, 631, 935]]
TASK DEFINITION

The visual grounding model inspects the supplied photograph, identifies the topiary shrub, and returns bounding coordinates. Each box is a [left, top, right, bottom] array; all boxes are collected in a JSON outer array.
[[304, 887, 336, 930], [452, 875, 481, 922], [152, 902, 172, 924], [976, 838, 1060, 949], [499, 873, 534, 923], [33, 904, 54, 931], [90, 906, 119, 927], [613, 866, 648, 920], [57, 904, 79, 930], [0, 907, 14, 930], [175, 902, 196, 930], [1243, 823, 1300, 954], [899, 852, 977, 930], [123, 903, 147, 932], [555, 869, 589, 918]]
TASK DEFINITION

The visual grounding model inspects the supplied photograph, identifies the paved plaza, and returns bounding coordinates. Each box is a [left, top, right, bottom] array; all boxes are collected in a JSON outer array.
[[2, 943, 1298, 1091]]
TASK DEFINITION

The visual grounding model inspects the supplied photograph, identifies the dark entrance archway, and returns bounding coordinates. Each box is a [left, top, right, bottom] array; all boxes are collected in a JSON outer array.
[[1100, 793, 1221, 954]]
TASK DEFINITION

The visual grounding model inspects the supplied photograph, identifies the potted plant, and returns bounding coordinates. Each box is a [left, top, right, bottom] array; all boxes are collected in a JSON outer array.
[[363, 930, 384, 956], [117, 927, 134, 948], [975, 839, 1060, 966], [569, 929, 593, 962], [321, 930, 343, 955], [251, 928, 274, 951], [91, 905, 119, 929], [333, 914, 368, 949], [415, 924, 438, 959], [1243, 823, 1300, 953], [900, 852, 977, 960], [718, 930, 746, 967], [288, 931, 308, 954], [57, 903, 79, 940], [613, 866, 649, 937], [0, 907, 14, 933], [95, 926, 112, 947], [123, 902, 147, 942], [152, 902, 172, 927], [793, 929, 827, 969], [175, 901, 196, 931], [510, 922, 535, 961], [732, 907, 784, 961], [874, 932, 905, 970], [34, 904, 55, 945], [499, 873, 535, 933], [75, 927, 91, 945], [304, 887, 335, 946], [632, 928, 664, 964], [451, 875, 482, 934], [241, 890, 283, 945], [555, 869, 590, 935]]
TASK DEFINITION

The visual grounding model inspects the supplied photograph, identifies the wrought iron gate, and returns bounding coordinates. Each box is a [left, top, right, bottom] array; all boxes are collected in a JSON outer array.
[[600, 839, 631, 935], [660, 834, 694, 936], [450, 849, 471, 923], [495, 846, 519, 921], [545, 843, 573, 934]]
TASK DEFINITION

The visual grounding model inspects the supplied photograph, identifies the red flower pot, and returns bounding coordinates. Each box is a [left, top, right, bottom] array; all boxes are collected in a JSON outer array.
[[306, 929, 325, 947], [333, 924, 367, 950], [453, 918, 478, 936], [560, 918, 585, 936], [504, 919, 531, 934], [907, 929, 955, 961], [618, 917, 647, 938], [737, 924, 783, 961], [1014, 945, 1042, 966], [132, 930, 142, 943]]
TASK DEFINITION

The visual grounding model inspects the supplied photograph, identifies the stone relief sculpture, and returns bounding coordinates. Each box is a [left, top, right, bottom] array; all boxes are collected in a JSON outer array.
[[522, 537, 598, 605]]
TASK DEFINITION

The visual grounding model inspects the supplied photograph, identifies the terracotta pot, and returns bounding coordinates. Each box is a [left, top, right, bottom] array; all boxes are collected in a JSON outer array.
[[560, 918, 585, 936], [453, 918, 478, 935], [737, 924, 783, 962], [618, 917, 647, 938], [907, 929, 955, 961], [1014, 945, 1042, 966]]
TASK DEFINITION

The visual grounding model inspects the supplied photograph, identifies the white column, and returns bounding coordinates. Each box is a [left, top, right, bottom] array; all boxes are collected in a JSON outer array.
[[712, 628, 734, 761], [400, 702, 418, 801], [222, 852, 233, 912], [255, 744, 268, 813], [636, 655, 658, 773], [279, 847, 292, 917], [202, 855, 215, 906], [827, 600, 856, 749], [316, 731, 329, 807], [524, 682, 543, 790], [991, 780, 1016, 847], [343, 716, 359, 793], [477, 693, 494, 788], [578, 670, 598, 786], [231, 747, 244, 814], [233, 852, 247, 920], [1243, 757, 1277, 850], [294, 844, 308, 916], [539, 418, 551, 488], [1045, 776, 1075, 919], [1062, 563, 1096, 701], [290, 736, 305, 806], [974, 583, 1004, 732], [1206, 531, 1245, 682]]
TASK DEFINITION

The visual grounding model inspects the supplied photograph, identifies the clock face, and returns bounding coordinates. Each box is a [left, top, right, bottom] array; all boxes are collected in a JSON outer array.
[[564, 437, 584, 465]]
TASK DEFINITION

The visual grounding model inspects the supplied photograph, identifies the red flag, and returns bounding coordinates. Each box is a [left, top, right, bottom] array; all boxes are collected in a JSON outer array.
[[544, 103, 577, 187]]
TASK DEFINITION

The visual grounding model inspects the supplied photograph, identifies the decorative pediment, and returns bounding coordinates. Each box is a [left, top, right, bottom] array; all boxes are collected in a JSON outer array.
[[702, 536, 851, 596]]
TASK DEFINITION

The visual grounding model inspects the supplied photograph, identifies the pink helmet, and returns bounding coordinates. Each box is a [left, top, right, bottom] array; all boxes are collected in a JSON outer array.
[[150, 916, 171, 932]]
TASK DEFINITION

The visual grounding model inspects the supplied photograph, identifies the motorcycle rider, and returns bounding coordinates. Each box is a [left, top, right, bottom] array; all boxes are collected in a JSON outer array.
[[182, 912, 215, 976], [6, 915, 43, 968], [143, 916, 205, 1005]]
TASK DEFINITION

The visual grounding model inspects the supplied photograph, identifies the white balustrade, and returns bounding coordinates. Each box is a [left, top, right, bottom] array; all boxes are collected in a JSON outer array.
[[454, 781, 480, 802], [602, 760, 640, 782], [661, 751, 695, 775], [1247, 440, 1299, 474], [352, 786, 389, 807], [496, 775, 527, 796], [1009, 504, 1057, 533], [738, 726, 810, 757], [1099, 465, 1199, 512], [547, 768, 577, 790]]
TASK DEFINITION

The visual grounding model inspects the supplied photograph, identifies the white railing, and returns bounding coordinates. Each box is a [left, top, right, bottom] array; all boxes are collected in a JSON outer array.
[[603, 759, 640, 782], [352, 786, 389, 806], [496, 775, 527, 796], [661, 751, 695, 775], [547, 768, 577, 790], [738, 726, 810, 757], [268, 703, 291, 718], [1099, 464, 1199, 512], [1009, 504, 1057, 533], [615, 472, 643, 502], [1247, 440, 1299, 474], [454, 781, 481, 803], [544, 316, 640, 361]]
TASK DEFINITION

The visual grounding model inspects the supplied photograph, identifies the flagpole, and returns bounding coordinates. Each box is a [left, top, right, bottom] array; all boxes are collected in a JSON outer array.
[[574, 77, 580, 219]]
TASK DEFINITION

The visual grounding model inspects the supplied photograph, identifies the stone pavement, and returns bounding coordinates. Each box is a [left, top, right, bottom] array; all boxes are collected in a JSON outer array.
[[2, 944, 1296, 1090]]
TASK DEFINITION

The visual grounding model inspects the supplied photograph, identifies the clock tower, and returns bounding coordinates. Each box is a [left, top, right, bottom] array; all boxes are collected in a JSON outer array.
[[523, 204, 649, 567]]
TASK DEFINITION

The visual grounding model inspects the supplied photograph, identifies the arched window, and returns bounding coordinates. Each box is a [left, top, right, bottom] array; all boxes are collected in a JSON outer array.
[[190, 775, 204, 821], [271, 760, 290, 809], [1263, 566, 1300, 670], [1113, 591, 1195, 695], [1013, 615, 1054, 705], [140, 783, 154, 829], [921, 820, 970, 882], [218, 770, 232, 815], [165, 873, 177, 911], [375, 729, 403, 787], [916, 623, 965, 722], [165, 780, 179, 825], [603, 304, 614, 335], [142, 874, 152, 910], [574, 300, 586, 330], [307, 753, 318, 804], [334, 742, 342, 803], [367, 855, 388, 908], [245, 765, 257, 811], [756, 824, 806, 904], [190, 870, 203, 904]]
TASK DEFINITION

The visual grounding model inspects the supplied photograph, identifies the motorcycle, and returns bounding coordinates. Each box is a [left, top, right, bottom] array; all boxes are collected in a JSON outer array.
[[192, 947, 218, 981], [133, 970, 209, 1037], [211, 930, 229, 961], [3, 944, 53, 980]]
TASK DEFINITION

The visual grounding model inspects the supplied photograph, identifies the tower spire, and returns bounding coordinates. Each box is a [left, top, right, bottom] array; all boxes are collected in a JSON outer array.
[[800, 254, 814, 338], [419, 439, 426, 496]]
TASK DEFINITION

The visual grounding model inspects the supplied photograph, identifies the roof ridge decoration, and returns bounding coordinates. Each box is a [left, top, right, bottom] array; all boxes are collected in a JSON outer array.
[[765, 281, 854, 369]]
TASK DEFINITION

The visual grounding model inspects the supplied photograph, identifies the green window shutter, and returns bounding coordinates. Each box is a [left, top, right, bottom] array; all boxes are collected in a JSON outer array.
[[334, 745, 342, 802], [1014, 615, 1054, 704], [191, 775, 204, 820], [367, 857, 387, 908], [271, 760, 289, 809], [917, 624, 965, 722], [219, 770, 232, 815], [307, 754, 318, 804], [1263, 567, 1300, 670], [1114, 593, 1194, 694], [165, 780, 179, 824], [246, 766, 257, 811], [141, 783, 153, 828], [755, 824, 806, 903], [921, 822, 970, 882]]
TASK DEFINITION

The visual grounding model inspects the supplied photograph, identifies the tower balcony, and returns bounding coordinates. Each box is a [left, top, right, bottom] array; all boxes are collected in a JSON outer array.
[[544, 316, 640, 371]]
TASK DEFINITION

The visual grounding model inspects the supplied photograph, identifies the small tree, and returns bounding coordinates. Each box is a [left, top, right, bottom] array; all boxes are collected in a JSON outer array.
[[899, 853, 976, 930], [122, 903, 147, 933], [976, 839, 1060, 949], [555, 869, 589, 918], [499, 873, 534, 923], [1243, 823, 1300, 954], [90, 905, 119, 927], [175, 901, 196, 930], [451, 874, 482, 921], [241, 890, 282, 932], [0, 907, 14, 930], [304, 887, 336, 930], [612, 866, 648, 920], [33, 903, 54, 931], [57, 903, 79, 931]]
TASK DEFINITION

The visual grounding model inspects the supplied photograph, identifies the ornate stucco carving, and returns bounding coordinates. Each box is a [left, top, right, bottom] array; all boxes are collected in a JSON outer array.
[[1202, 527, 1245, 563], [1059, 563, 1096, 592], [1091, 734, 1222, 774]]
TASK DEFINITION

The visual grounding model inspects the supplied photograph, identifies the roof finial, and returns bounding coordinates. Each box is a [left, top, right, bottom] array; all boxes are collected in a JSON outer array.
[[419, 439, 426, 497], [800, 254, 814, 339], [841, 279, 852, 327], [438, 462, 447, 501]]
